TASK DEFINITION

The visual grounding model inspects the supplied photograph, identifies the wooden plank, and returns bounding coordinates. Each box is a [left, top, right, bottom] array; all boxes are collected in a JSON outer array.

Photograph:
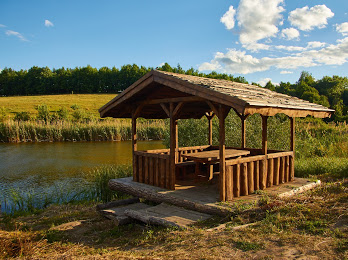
[[267, 151, 294, 159], [240, 163, 248, 196], [267, 158, 274, 187], [273, 157, 280, 185], [254, 160, 259, 191], [247, 161, 254, 194], [160, 103, 170, 117], [96, 197, 140, 211], [233, 164, 240, 197], [124, 203, 211, 228], [225, 155, 265, 166], [226, 166, 233, 201], [147, 96, 204, 105], [100, 202, 152, 226]]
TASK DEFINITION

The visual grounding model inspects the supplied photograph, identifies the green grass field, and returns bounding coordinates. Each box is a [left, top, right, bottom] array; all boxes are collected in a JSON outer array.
[[0, 94, 116, 117]]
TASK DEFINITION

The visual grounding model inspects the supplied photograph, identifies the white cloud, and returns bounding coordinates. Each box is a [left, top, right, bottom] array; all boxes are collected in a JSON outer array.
[[280, 70, 293, 74], [288, 5, 334, 31], [306, 41, 326, 49], [281, 28, 299, 40], [275, 45, 305, 52], [236, 0, 285, 45], [0, 24, 6, 28], [220, 6, 236, 30], [199, 37, 348, 74], [336, 22, 348, 36], [258, 78, 272, 87], [5, 30, 28, 41], [243, 42, 271, 52], [44, 19, 54, 27]]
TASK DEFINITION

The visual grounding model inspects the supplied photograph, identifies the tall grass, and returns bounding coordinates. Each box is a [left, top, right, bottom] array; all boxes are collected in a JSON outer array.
[[2, 165, 132, 215], [0, 119, 166, 142]]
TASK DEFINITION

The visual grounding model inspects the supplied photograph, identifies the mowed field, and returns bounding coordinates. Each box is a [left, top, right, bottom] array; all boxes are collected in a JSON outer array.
[[0, 94, 117, 117]]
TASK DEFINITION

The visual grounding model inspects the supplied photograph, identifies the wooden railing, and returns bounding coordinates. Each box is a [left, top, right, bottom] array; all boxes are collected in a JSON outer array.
[[133, 145, 211, 189], [224, 151, 294, 200]]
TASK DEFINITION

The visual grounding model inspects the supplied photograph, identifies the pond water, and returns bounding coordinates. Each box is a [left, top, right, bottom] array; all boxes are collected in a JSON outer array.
[[0, 140, 164, 213]]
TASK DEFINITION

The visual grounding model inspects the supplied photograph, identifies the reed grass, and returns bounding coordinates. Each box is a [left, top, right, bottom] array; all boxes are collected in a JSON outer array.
[[2, 165, 132, 215], [0, 119, 166, 142]]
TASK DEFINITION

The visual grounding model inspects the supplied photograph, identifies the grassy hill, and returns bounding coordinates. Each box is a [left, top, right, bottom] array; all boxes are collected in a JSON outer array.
[[0, 94, 116, 118]]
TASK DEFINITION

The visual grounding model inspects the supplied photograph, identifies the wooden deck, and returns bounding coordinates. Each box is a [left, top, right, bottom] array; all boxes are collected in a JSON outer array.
[[109, 177, 320, 216]]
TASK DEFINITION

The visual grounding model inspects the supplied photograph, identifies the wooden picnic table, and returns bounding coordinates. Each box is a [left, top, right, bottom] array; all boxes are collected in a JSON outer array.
[[181, 149, 250, 180]]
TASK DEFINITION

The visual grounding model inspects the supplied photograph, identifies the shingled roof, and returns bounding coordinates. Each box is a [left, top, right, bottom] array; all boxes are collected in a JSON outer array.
[[99, 70, 334, 119]]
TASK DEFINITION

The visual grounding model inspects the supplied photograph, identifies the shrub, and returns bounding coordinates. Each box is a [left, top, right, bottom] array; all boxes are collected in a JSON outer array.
[[36, 104, 51, 123], [14, 111, 31, 121]]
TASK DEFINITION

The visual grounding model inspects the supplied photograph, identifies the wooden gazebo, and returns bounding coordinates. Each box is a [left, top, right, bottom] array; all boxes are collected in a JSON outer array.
[[99, 70, 334, 202]]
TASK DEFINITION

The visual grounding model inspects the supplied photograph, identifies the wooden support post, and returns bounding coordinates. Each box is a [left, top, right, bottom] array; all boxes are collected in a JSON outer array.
[[205, 112, 214, 146], [132, 115, 137, 181], [241, 116, 246, 149], [169, 103, 177, 190], [290, 117, 295, 181], [233, 164, 240, 197], [218, 105, 230, 201], [260, 115, 268, 189]]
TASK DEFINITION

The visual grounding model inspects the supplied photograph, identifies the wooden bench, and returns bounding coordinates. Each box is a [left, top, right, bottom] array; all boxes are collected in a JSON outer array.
[[175, 161, 196, 180]]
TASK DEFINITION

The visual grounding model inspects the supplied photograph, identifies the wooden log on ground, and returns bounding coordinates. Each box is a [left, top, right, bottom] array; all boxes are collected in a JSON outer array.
[[108, 178, 230, 216], [96, 197, 140, 211]]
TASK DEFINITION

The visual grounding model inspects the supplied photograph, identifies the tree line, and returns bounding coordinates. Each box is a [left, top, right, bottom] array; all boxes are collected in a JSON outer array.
[[0, 63, 347, 121]]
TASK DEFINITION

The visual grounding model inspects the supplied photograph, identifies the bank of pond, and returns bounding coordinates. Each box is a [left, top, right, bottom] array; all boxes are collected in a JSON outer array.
[[0, 115, 347, 215]]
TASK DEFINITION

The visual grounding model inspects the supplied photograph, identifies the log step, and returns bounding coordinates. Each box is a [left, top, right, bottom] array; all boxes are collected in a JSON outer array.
[[124, 203, 212, 228], [100, 202, 152, 226]]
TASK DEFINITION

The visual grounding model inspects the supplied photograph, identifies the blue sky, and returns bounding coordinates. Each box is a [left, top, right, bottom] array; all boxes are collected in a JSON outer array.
[[1, 0, 348, 86]]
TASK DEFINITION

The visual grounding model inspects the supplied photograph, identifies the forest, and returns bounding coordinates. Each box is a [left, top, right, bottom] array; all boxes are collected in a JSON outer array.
[[0, 63, 347, 121]]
